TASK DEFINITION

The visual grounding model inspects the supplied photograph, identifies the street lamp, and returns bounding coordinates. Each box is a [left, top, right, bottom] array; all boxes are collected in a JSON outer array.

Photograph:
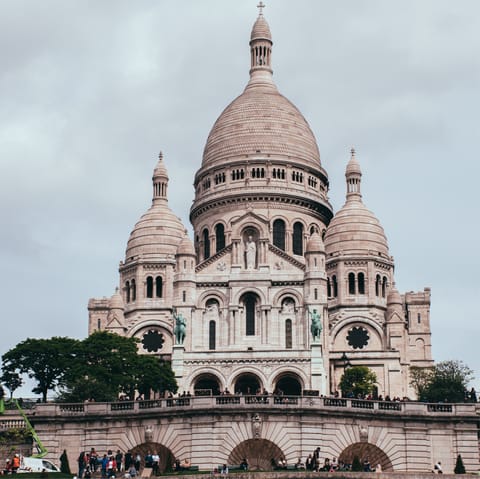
[[340, 352, 352, 371]]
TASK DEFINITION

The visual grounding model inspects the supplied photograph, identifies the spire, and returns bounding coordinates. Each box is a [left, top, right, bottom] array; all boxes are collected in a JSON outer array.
[[345, 147, 362, 202], [152, 150, 169, 205], [247, 3, 274, 89]]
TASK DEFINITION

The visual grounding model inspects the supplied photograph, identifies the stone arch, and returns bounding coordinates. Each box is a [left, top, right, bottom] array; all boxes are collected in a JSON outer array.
[[184, 366, 226, 393], [228, 439, 285, 471], [272, 371, 303, 395], [330, 316, 384, 350], [272, 288, 303, 310], [232, 286, 267, 305], [129, 323, 173, 355], [232, 371, 264, 395], [130, 442, 175, 474], [197, 290, 228, 309], [192, 372, 222, 396], [338, 442, 392, 472]]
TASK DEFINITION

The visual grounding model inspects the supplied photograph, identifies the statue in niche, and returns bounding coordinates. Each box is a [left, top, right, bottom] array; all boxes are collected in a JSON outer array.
[[205, 300, 220, 321], [244, 235, 257, 270], [281, 299, 295, 314], [309, 307, 322, 342]]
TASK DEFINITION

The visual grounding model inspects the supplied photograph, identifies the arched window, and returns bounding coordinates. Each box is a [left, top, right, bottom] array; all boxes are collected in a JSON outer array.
[[155, 276, 163, 298], [285, 319, 292, 349], [131, 279, 136, 301], [292, 222, 304, 255], [215, 223, 225, 253], [375, 274, 381, 297], [125, 281, 130, 303], [348, 272, 356, 295], [202, 228, 210, 260], [146, 276, 153, 298], [382, 276, 388, 298], [418, 313, 421, 324], [182, 290, 186, 302], [97, 318, 101, 330], [327, 277, 332, 297], [332, 275, 338, 297], [358, 272, 365, 295], [314, 288, 318, 300], [209, 321, 216, 350], [273, 219, 286, 250], [244, 293, 257, 336]]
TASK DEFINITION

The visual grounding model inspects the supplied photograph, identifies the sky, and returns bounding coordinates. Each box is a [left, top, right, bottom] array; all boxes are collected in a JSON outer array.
[[1, 0, 479, 396]]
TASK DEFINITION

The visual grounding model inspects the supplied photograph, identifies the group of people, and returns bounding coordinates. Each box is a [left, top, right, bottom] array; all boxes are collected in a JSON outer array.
[[77, 449, 142, 479], [2, 454, 21, 474]]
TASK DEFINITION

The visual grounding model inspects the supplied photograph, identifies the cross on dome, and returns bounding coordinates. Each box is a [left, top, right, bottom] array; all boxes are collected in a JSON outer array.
[[350, 147, 356, 159], [158, 151, 163, 161], [257, 1, 265, 15]]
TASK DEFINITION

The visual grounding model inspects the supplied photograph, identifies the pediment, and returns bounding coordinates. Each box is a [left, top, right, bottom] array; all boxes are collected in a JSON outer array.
[[231, 211, 269, 227]]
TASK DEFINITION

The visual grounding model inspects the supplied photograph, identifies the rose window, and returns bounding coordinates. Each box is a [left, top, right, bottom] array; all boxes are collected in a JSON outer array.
[[142, 330, 165, 352], [346, 326, 369, 349]]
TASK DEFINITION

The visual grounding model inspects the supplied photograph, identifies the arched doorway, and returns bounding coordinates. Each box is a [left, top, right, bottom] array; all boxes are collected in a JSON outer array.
[[274, 373, 302, 395], [193, 373, 221, 396], [234, 373, 262, 395], [229, 439, 284, 471], [130, 443, 175, 473], [339, 442, 392, 471]]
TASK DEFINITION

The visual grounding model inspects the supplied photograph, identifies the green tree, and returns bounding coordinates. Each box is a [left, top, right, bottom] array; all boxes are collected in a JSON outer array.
[[339, 366, 377, 398], [454, 454, 466, 474], [1, 337, 79, 402], [133, 355, 178, 400], [410, 360, 474, 403], [0, 370, 23, 399], [62, 331, 140, 402]]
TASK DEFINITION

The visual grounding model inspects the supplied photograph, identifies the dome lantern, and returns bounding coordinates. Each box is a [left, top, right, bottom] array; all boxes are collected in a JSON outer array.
[[153, 151, 168, 205], [345, 147, 362, 202], [249, 2, 273, 81]]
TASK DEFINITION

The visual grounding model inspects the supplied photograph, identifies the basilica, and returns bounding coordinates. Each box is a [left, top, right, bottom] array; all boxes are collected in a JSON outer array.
[[88, 8, 432, 400]]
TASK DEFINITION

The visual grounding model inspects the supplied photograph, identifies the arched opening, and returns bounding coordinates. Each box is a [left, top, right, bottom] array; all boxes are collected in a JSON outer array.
[[155, 276, 163, 298], [228, 439, 285, 471], [272, 219, 286, 251], [327, 277, 332, 297], [146, 276, 153, 298], [332, 275, 338, 297], [125, 281, 130, 303], [358, 272, 365, 295], [209, 320, 216, 350], [382, 276, 388, 298], [338, 442, 392, 472], [292, 222, 304, 255], [274, 373, 302, 396], [194, 373, 221, 396], [285, 319, 292, 349], [348, 272, 356, 294], [130, 443, 175, 474], [215, 223, 225, 253], [131, 279, 136, 301], [375, 274, 381, 296], [241, 292, 258, 336], [234, 372, 262, 395], [202, 228, 210, 260]]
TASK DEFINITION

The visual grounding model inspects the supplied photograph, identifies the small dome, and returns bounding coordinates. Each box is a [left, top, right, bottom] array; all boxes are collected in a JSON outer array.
[[153, 151, 168, 178], [346, 150, 361, 176], [250, 14, 272, 41], [324, 201, 389, 256], [306, 231, 324, 253], [126, 205, 185, 260], [177, 232, 195, 256], [387, 284, 402, 306], [109, 288, 124, 310]]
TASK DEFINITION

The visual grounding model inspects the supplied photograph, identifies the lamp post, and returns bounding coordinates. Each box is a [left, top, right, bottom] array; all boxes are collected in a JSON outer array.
[[340, 352, 352, 371]]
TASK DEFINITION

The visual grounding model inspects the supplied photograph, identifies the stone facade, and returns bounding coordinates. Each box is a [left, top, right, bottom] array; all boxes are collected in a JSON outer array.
[[88, 9, 433, 401]]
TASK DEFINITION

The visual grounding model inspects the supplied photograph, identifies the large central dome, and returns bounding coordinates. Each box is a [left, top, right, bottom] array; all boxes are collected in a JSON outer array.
[[201, 12, 322, 170]]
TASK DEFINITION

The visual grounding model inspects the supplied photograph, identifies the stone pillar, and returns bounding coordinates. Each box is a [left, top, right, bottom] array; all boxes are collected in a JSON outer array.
[[311, 343, 326, 394], [172, 344, 185, 385]]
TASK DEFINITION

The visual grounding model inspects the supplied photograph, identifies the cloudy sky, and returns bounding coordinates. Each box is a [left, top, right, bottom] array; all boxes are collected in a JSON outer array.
[[1, 1, 479, 396]]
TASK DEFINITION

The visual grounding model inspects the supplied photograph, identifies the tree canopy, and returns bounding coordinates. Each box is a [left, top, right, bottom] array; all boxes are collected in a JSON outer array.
[[339, 366, 377, 398], [410, 360, 474, 403], [2, 331, 177, 402]]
